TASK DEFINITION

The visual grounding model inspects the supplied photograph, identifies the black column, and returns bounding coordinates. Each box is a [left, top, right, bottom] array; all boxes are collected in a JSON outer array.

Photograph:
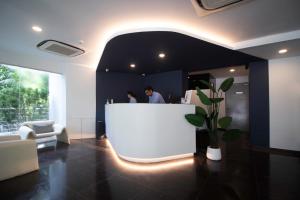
[[248, 60, 270, 147]]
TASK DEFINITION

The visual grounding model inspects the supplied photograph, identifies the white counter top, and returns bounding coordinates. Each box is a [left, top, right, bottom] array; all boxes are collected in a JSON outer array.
[[105, 103, 196, 163]]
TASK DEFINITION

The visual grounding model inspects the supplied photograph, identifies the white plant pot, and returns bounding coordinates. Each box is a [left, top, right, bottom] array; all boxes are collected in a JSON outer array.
[[206, 146, 222, 161]]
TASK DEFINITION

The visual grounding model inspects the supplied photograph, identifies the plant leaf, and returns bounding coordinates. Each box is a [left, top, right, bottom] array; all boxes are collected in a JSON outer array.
[[196, 106, 207, 116], [209, 98, 224, 103], [218, 116, 232, 129], [222, 129, 243, 141], [219, 77, 234, 92], [185, 114, 205, 127], [196, 87, 212, 105], [199, 80, 216, 92]]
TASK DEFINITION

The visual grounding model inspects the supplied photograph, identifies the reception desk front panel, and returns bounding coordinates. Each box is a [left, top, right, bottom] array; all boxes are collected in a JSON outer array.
[[105, 103, 196, 163]]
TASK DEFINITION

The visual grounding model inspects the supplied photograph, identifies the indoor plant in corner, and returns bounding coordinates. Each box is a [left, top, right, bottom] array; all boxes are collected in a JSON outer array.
[[185, 77, 242, 161]]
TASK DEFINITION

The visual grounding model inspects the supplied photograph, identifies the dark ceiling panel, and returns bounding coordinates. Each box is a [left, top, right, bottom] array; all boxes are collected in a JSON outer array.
[[97, 31, 264, 74]]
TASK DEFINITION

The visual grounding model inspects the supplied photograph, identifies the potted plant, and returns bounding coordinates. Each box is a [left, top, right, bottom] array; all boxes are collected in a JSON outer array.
[[185, 77, 242, 161]]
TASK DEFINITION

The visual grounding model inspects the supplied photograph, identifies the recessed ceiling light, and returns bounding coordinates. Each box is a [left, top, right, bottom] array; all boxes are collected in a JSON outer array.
[[229, 68, 235, 73], [158, 53, 166, 58], [32, 26, 42, 32], [130, 63, 136, 68], [105, 68, 109, 72], [278, 49, 288, 54]]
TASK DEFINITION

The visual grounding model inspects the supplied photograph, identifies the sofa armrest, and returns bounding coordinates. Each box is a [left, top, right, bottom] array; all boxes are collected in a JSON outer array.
[[18, 126, 34, 140], [53, 124, 65, 133], [54, 124, 70, 144], [0, 140, 39, 181]]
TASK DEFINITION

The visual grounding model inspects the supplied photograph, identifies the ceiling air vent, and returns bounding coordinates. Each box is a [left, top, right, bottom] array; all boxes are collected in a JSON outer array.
[[191, 0, 251, 17], [37, 40, 85, 57], [198, 0, 242, 10]]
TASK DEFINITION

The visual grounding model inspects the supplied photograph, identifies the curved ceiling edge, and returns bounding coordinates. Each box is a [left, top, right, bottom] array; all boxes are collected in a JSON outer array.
[[91, 26, 234, 70]]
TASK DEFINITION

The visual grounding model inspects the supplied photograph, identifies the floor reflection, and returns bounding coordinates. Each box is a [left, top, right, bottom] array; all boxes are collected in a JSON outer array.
[[0, 139, 299, 200]]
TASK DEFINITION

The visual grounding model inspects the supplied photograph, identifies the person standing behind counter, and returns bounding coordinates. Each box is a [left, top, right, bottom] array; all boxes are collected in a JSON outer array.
[[144, 86, 165, 104], [127, 91, 137, 103]]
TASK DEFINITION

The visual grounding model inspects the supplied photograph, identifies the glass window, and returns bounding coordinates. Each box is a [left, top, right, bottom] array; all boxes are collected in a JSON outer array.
[[0, 64, 49, 134]]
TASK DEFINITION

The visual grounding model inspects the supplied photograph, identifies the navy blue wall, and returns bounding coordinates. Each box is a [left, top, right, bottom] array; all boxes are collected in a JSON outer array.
[[96, 70, 186, 138], [249, 61, 270, 147], [96, 72, 144, 113], [144, 70, 184, 102]]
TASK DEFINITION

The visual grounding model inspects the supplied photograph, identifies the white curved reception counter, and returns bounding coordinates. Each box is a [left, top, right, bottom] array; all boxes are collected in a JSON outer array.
[[105, 103, 196, 163]]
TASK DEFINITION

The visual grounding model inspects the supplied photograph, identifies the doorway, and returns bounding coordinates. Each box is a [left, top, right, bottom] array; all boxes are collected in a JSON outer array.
[[225, 82, 249, 131]]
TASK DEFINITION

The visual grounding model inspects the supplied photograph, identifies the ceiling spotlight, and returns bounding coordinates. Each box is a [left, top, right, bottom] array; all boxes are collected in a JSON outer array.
[[32, 26, 42, 32], [130, 63, 136, 68], [278, 49, 288, 54], [158, 53, 166, 58], [229, 68, 235, 73], [105, 68, 109, 72]]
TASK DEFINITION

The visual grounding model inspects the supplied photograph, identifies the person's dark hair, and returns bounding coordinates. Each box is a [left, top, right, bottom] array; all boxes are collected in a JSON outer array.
[[127, 91, 136, 98], [144, 86, 153, 92]]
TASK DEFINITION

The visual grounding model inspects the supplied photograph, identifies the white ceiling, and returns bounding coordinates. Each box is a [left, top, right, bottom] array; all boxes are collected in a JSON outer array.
[[0, 0, 300, 70], [239, 38, 300, 59]]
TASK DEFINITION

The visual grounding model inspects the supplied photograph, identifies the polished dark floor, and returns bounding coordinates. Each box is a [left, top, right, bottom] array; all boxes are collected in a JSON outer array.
[[0, 139, 299, 200]]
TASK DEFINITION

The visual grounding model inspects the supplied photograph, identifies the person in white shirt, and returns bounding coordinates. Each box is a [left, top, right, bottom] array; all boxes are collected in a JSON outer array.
[[127, 91, 137, 103], [144, 86, 165, 104]]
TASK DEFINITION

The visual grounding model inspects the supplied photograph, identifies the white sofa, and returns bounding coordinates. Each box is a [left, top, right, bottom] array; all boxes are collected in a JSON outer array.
[[0, 135, 39, 181], [18, 120, 70, 149]]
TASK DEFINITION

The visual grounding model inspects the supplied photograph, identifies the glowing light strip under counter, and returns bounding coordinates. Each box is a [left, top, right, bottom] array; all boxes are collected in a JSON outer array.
[[106, 139, 194, 171], [119, 152, 194, 163]]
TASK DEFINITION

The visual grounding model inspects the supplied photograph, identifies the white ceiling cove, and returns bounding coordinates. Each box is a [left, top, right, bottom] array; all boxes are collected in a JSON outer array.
[[190, 65, 248, 78], [0, 0, 300, 70], [240, 38, 300, 60]]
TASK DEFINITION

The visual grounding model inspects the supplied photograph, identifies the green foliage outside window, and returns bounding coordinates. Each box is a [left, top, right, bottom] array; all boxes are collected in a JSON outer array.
[[0, 64, 49, 132]]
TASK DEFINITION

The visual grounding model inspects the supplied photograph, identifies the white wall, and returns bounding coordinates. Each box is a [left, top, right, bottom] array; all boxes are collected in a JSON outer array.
[[49, 73, 66, 126], [64, 66, 96, 139], [269, 56, 300, 151]]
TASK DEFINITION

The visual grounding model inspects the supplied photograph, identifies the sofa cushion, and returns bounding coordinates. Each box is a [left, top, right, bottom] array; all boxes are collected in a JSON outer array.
[[22, 120, 55, 129], [33, 131, 61, 139], [32, 124, 54, 134]]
